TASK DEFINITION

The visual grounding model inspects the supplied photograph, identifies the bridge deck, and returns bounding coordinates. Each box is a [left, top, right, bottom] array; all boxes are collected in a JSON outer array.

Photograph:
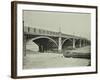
[[24, 27, 88, 40]]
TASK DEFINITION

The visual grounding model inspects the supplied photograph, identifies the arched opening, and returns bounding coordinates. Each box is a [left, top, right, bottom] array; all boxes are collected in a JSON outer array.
[[31, 36, 58, 53], [62, 38, 73, 51], [81, 40, 85, 47], [75, 39, 81, 48]]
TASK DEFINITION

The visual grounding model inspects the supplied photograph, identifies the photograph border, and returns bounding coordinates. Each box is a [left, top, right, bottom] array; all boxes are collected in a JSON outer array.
[[11, 1, 98, 79]]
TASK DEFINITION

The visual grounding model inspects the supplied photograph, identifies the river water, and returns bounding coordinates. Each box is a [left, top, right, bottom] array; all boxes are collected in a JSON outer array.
[[23, 51, 90, 69]]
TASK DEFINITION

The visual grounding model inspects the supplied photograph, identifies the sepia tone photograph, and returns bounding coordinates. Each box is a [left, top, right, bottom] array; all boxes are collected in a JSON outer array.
[[23, 10, 91, 69]]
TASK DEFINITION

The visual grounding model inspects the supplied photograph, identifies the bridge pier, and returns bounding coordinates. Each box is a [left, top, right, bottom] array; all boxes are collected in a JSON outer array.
[[79, 39, 82, 48], [83, 40, 86, 47], [84, 40, 86, 46], [39, 45, 44, 52], [58, 37, 62, 53], [72, 39, 76, 49]]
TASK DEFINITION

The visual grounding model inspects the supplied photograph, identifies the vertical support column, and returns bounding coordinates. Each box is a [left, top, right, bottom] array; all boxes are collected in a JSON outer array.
[[84, 40, 86, 46], [79, 39, 82, 48], [58, 27, 62, 53], [83, 40, 85, 47], [86, 41, 87, 46], [39, 45, 44, 53], [72, 39, 76, 49], [58, 37, 62, 52]]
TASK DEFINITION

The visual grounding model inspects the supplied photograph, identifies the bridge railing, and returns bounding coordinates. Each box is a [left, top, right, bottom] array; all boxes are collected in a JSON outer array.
[[24, 27, 59, 36]]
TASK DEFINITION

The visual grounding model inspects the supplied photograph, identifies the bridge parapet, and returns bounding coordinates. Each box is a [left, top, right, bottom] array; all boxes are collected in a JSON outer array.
[[24, 27, 59, 37]]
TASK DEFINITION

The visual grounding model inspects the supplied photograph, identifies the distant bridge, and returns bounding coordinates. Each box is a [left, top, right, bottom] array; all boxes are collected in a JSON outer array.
[[24, 27, 90, 56]]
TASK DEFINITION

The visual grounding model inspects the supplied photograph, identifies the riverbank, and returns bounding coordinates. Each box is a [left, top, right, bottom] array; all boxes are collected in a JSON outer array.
[[23, 53, 90, 69]]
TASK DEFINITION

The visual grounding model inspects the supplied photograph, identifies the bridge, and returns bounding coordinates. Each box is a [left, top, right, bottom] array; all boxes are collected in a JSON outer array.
[[23, 27, 90, 56]]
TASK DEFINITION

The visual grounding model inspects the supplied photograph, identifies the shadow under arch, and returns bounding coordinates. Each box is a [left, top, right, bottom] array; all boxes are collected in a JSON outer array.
[[62, 38, 74, 50], [29, 36, 58, 52]]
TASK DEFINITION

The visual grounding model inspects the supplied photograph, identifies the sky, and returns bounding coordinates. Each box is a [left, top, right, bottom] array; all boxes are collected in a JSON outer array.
[[23, 10, 91, 40]]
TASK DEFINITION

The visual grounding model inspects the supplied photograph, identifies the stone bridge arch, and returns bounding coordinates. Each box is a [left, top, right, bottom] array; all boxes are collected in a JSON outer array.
[[27, 36, 58, 52], [62, 38, 90, 50], [62, 38, 75, 50], [62, 38, 73, 46]]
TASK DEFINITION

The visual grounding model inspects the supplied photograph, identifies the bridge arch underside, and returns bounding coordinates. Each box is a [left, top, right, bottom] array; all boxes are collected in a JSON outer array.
[[32, 37, 58, 53], [62, 38, 90, 51], [62, 38, 74, 50]]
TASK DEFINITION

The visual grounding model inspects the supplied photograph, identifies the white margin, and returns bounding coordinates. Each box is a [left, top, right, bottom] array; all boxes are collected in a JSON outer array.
[[17, 3, 96, 76]]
